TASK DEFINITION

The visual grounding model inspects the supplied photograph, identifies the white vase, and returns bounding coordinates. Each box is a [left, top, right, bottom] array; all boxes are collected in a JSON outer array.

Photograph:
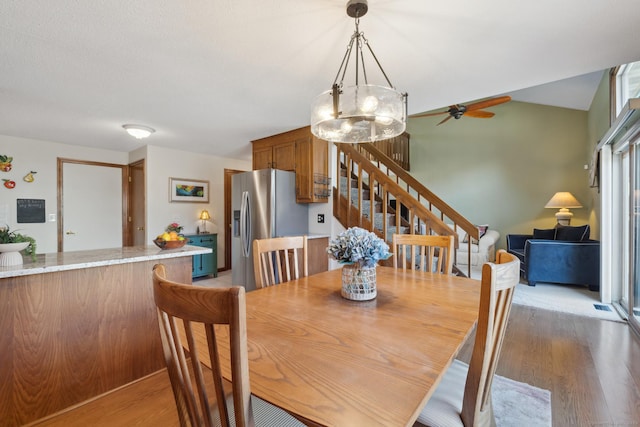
[[341, 264, 377, 301], [0, 242, 29, 267]]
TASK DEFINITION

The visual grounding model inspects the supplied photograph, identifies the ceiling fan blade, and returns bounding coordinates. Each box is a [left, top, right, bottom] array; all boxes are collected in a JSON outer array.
[[465, 95, 512, 112], [464, 110, 495, 119], [410, 110, 449, 118], [437, 115, 454, 125]]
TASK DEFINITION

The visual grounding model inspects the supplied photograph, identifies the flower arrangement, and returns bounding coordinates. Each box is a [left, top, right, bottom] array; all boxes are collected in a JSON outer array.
[[0, 225, 37, 261], [327, 227, 391, 268], [165, 222, 183, 234]]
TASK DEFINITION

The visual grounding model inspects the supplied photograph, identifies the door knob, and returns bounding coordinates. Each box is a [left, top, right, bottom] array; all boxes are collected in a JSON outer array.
[[65, 230, 76, 235]]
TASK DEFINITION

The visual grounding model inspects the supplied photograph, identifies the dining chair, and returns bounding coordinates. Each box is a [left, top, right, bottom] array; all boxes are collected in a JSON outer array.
[[415, 249, 520, 427], [151, 264, 304, 427], [253, 235, 308, 289], [392, 233, 455, 274]]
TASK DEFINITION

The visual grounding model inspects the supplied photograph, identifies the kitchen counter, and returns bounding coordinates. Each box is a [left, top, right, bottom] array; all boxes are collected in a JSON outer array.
[[0, 244, 210, 279], [0, 245, 203, 425], [306, 233, 330, 240]]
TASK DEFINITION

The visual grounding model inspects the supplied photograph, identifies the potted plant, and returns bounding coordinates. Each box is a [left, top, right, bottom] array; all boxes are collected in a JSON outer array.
[[327, 227, 391, 301], [0, 225, 37, 265]]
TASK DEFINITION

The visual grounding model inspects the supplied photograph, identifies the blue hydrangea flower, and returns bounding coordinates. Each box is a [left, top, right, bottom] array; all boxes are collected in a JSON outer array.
[[326, 227, 391, 268]]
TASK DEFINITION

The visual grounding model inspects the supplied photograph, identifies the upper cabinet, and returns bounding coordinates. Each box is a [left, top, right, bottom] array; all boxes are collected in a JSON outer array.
[[252, 126, 329, 203]]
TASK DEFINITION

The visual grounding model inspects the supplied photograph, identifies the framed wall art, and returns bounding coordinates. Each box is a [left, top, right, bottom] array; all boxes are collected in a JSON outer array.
[[169, 177, 209, 203]]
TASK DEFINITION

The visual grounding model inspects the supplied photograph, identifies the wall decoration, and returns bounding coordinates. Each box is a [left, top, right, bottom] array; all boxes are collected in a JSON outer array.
[[0, 155, 12, 172], [3, 179, 15, 189], [169, 177, 209, 203], [17, 199, 46, 223], [23, 171, 37, 182]]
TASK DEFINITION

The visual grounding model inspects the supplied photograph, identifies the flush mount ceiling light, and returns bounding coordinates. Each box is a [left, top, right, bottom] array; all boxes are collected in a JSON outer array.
[[122, 124, 155, 139], [310, 0, 407, 143]]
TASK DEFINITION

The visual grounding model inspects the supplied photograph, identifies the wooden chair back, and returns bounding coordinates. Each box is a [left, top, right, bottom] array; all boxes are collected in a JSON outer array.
[[253, 236, 308, 288], [392, 234, 455, 274], [461, 249, 520, 427], [152, 264, 252, 427]]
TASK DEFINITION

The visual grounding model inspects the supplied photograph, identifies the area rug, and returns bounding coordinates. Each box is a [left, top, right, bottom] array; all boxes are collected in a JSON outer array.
[[492, 371, 551, 427]]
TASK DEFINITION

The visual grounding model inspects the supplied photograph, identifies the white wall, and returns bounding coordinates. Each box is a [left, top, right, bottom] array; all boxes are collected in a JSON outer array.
[[0, 135, 252, 269], [0, 135, 128, 253], [144, 145, 251, 269]]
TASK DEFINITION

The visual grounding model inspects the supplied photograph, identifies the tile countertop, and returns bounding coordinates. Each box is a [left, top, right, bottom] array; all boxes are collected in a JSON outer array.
[[0, 245, 211, 279]]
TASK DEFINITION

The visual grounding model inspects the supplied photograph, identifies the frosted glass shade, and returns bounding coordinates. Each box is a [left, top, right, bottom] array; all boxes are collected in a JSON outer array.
[[311, 85, 406, 143]]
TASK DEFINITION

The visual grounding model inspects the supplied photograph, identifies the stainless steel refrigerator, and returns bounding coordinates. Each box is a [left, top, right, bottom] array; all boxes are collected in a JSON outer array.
[[231, 169, 309, 291]]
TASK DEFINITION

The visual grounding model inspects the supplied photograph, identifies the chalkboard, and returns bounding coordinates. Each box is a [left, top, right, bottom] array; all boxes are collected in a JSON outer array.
[[17, 198, 46, 223]]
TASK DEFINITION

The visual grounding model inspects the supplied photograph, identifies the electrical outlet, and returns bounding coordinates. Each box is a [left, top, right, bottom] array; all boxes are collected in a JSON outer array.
[[317, 214, 325, 223]]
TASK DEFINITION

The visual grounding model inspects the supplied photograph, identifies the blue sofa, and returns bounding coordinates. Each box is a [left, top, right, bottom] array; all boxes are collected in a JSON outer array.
[[506, 225, 600, 292]]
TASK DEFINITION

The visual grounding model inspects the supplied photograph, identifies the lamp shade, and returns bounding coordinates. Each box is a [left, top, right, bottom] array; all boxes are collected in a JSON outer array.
[[544, 192, 582, 209], [199, 210, 211, 221]]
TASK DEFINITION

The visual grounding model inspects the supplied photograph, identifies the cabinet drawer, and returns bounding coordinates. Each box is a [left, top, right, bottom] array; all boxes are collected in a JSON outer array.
[[184, 234, 218, 278]]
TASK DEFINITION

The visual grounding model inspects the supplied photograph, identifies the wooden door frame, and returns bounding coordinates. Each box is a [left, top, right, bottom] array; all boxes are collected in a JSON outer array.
[[223, 168, 246, 271], [127, 159, 145, 246], [57, 158, 129, 252]]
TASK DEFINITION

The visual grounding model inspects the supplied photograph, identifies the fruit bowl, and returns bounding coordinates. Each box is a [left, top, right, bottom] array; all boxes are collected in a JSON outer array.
[[153, 238, 189, 250]]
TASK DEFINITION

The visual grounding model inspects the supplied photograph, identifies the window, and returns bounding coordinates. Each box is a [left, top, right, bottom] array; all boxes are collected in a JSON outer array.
[[616, 61, 640, 115]]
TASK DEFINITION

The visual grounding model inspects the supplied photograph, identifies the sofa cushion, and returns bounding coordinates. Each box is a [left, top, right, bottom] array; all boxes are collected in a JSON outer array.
[[463, 224, 489, 244], [555, 224, 590, 241], [533, 228, 556, 240]]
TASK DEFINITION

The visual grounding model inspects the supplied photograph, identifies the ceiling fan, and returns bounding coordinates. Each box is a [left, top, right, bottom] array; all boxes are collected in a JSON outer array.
[[411, 95, 512, 125]]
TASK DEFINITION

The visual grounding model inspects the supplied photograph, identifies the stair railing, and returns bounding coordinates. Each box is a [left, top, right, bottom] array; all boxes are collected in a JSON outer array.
[[334, 143, 479, 276]]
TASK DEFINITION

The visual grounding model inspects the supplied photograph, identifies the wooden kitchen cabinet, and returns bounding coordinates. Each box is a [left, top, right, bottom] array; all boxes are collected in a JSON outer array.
[[253, 140, 296, 171], [251, 126, 329, 203], [307, 236, 329, 275]]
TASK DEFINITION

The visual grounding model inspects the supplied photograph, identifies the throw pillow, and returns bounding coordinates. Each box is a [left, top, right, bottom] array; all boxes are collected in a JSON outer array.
[[463, 224, 489, 245], [533, 228, 557, 240], [555, 224, 590, 241]]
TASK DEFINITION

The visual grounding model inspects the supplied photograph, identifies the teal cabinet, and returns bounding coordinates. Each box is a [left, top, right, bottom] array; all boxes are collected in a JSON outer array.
[[185, 233, 217, 278]]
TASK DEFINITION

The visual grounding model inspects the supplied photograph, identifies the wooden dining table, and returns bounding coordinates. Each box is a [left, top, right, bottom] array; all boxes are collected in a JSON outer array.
[[190, 266, 481, 426]]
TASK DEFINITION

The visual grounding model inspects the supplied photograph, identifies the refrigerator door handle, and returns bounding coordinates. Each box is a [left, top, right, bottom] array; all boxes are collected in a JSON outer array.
[[240, 190, 251, 258]]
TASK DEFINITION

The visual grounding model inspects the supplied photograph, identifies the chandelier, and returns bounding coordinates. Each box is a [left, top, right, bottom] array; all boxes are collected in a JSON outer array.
[[310, 0, 407, 143]]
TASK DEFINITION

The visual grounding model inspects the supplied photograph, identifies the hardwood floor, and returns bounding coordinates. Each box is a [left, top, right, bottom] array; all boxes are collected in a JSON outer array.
[[27, 304, 640, 427], [458, 304, 640, 427]]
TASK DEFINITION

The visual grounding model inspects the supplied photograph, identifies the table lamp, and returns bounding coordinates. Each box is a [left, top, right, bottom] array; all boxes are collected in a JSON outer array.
[[199, 209, 211, 233], [545, 192, 582, 226]]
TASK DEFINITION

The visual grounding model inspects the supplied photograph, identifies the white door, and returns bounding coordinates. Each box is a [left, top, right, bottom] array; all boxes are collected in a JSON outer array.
[[62, 162, 123, 251]]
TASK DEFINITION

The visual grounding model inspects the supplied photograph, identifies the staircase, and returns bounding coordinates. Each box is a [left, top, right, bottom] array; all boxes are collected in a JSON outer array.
[[333, 142, 479, 277]]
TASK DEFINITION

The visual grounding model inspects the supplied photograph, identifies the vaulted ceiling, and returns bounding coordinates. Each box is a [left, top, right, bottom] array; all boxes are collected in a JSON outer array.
[[1, 1, 639, 160]]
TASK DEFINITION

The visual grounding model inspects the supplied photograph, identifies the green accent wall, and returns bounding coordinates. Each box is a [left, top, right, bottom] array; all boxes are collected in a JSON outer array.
[[407, 100, 591, 249], [587, 72, 612, 240]]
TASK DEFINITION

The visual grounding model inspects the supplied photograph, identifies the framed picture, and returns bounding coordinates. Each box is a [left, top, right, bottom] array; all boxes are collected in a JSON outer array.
[[169, 177, 209, 203]]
